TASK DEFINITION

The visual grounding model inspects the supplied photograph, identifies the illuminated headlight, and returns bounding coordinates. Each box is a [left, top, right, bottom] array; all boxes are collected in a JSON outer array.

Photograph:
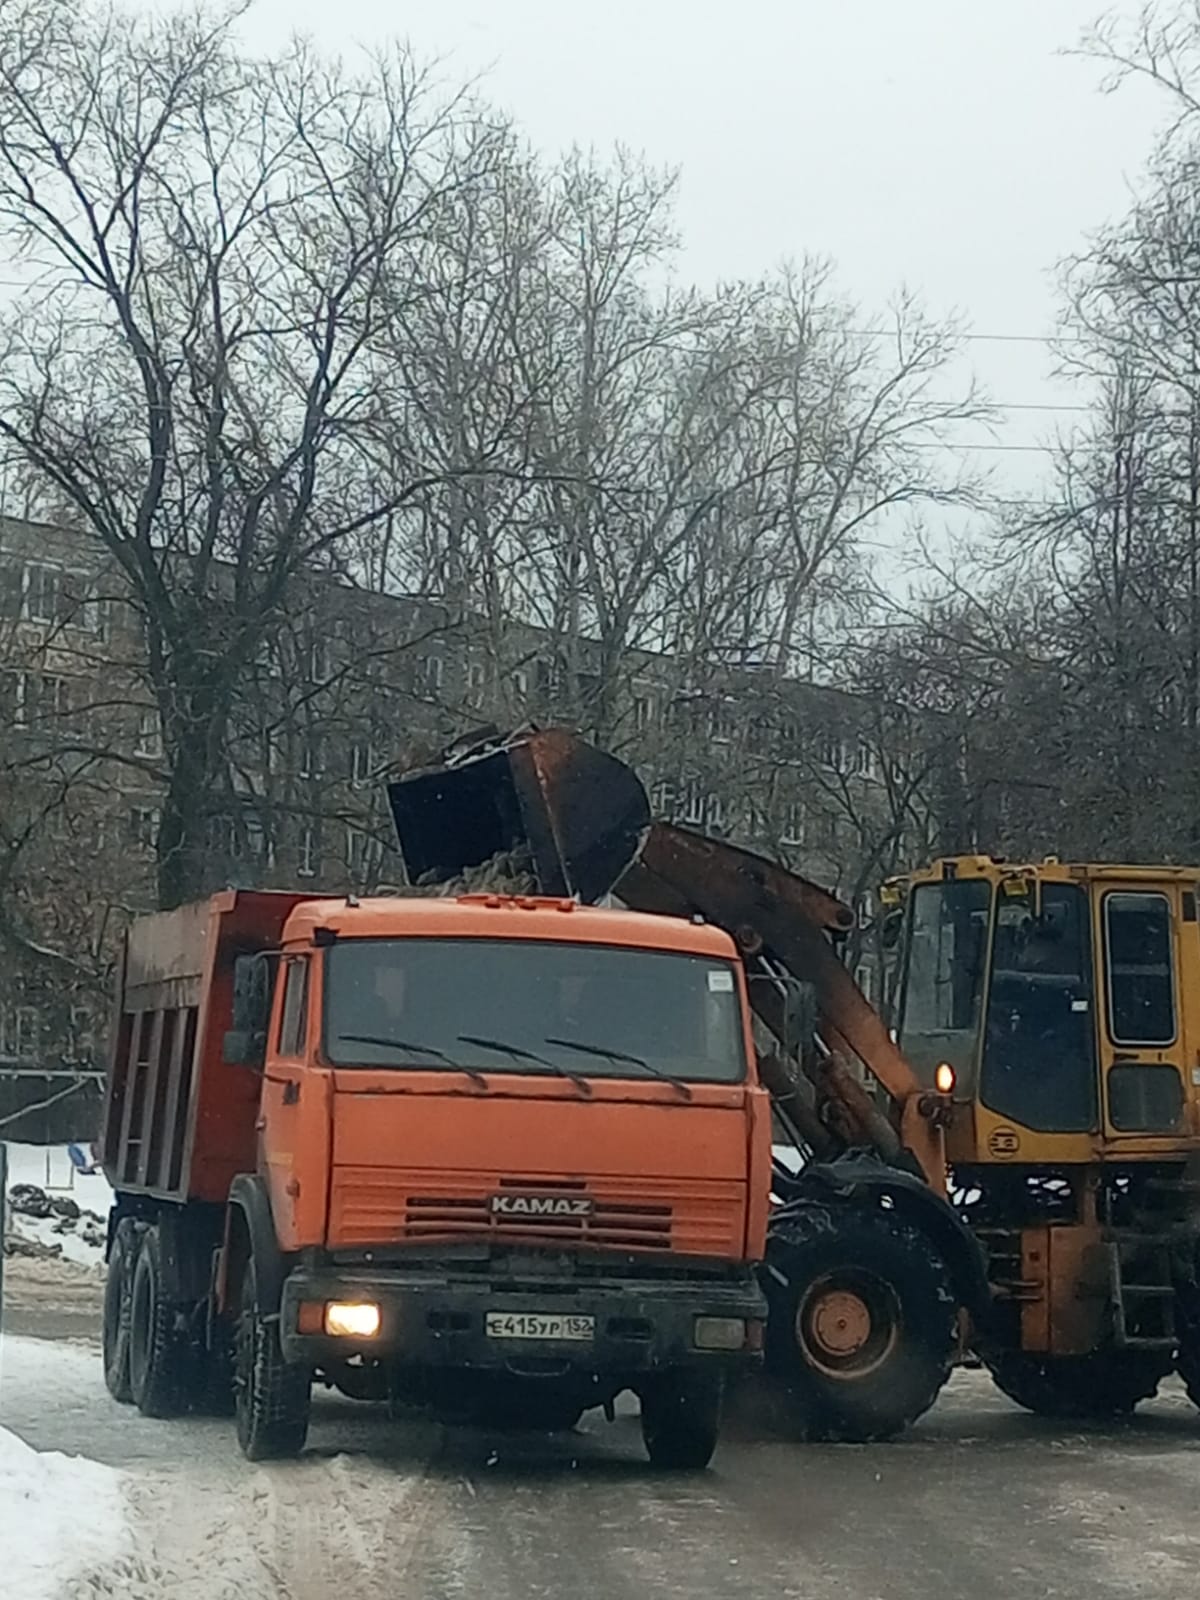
[[324, 1301, 381, 1338], [693, 1315, 747, 1351]]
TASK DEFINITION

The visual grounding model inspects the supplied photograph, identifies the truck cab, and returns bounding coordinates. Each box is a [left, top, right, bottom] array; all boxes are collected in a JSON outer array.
[[101, 887, 770, 1466]]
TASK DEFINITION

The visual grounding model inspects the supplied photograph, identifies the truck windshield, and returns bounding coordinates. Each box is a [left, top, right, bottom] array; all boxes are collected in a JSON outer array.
[[323, 938, 748, 1084], [897, 879, 991, 1086]]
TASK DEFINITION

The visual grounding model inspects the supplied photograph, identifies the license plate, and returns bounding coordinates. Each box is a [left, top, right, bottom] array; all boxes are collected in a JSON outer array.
[[485, 1311, 595, 1342]]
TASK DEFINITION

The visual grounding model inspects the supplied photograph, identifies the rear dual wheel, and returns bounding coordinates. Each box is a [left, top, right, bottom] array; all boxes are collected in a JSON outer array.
[[102, 1219, 138, 1403], [128, 1226, 194, 1418]]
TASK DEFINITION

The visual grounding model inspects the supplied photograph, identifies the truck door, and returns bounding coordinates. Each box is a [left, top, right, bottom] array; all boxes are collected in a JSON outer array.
[[260, 954, 320, 1246], [1098, 888, 1187, 1140]]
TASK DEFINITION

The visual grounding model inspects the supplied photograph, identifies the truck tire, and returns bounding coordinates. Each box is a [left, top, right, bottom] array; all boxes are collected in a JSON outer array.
[[102, 1219, 137, 1403], [764, 1202, 957, 1441], [234, 1256, 310, 1460], [986, 1350, 1171, 1418], [129, 1226, 194, 1419], [639, 1370, 723, 1470]]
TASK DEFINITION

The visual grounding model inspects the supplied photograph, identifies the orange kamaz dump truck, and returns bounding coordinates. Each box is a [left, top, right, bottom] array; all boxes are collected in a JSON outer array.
[[100, 872, 771, 1464]]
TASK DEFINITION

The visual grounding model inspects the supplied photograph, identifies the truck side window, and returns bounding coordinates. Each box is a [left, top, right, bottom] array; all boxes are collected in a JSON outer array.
[[278, 958, 310, 1056], [1104, 892, 1175, 1046]]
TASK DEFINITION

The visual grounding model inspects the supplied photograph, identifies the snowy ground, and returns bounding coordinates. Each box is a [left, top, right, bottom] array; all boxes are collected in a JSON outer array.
[[0, 1413, 129, 1600], [3, 1329, 1200, 1600], [3, 1143, 112, 1272]]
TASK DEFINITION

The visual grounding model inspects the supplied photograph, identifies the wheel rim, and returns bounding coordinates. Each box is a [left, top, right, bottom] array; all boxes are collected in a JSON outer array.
[[796, 1270, 900, 1380]]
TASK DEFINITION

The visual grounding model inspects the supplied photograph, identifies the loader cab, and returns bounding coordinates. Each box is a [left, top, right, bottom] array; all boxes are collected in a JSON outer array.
[[890, 859, 1196, 1162]]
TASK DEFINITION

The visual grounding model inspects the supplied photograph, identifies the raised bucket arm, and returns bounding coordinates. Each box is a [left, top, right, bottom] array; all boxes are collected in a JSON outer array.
[[387, 727, 942, 1184]]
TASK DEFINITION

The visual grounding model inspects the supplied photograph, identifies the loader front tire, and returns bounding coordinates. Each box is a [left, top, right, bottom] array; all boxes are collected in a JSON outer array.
[[234, 1256, 310, 1460], [764, 1202, 957, 1441], [987, 1350, 1171, 1418]]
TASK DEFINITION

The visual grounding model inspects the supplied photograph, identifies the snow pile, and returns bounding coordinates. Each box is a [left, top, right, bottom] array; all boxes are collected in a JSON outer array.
[[4, 1144, 112, 1272], [0, 1424, 128, 1599]]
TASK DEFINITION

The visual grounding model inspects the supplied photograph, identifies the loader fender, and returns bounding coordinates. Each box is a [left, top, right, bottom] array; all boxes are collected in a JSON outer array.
[[223, 1176, 287, 1316], [774, 1153, 992, 1329]]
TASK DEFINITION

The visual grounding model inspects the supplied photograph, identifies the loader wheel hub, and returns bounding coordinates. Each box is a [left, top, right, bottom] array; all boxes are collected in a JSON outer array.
[[796, 1271, 900, 1379], [808, 1289, 872, 1357]]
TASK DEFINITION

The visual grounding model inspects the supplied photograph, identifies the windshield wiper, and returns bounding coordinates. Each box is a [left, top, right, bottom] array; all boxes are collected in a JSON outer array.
[[337, 1034, 489, 1090], [543, 1037, 693, 1100], [458, 1034, 593, 1097]]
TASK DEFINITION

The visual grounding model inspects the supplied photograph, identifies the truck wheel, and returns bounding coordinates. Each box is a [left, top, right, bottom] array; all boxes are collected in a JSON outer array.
[[234, 1257, 310, 1460], [986, 1350, 1171, 1418], [639, 1371, 722, 1469], [764, 1202, 957, 1441], [102, 1219, 137, 1403], [129, 1226, 193, 1419]]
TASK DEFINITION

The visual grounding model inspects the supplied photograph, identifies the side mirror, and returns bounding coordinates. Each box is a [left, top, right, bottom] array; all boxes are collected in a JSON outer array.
[[223, 1027, 265, 1068], [226, 952, 272, 1070]]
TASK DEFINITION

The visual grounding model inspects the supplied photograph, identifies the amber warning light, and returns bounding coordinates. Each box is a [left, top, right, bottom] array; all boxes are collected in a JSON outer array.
[[934, 1062, 956, 1096]]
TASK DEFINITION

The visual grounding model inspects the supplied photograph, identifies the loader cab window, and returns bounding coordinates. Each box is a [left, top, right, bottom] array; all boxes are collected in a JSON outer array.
[[1104, 892, 1176, 1047], [980, 884, 1097, 1133], [897, 879, 990, 1084]]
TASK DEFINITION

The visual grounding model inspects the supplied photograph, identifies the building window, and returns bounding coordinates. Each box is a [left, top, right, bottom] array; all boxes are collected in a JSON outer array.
[[244, 815, 275, 867], [20, 673, 70, 727], [818, 735, 844, 771], [1, 1005, 40, 1062], [134, 708, 162, 758], [299, 826, 317, 877], [24, 563, 62, 625], [346, 826, 383, 880], [633, 696, 654, 733], [299, 735, 324, 778], [129, 806, 160, 849], [416, 654, 444, 697], [66, 1006, 94, 1064], [512, 667, 530, 699], [306, 640, 330, 683], [350, 742, 376, 785], [467, 661, 487, 697], [782, 801, 806, 846]]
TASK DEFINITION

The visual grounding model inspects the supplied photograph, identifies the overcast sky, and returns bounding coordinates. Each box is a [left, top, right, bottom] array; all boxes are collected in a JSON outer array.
[[241, 0, 1170, 500]]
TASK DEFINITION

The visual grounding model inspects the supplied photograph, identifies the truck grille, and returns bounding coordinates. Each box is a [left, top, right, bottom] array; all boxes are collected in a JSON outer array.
[[329, 1169, 743, 1257]]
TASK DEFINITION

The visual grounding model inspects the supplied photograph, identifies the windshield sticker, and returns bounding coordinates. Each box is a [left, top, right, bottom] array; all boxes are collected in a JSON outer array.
[[708, 970, 734, 992]]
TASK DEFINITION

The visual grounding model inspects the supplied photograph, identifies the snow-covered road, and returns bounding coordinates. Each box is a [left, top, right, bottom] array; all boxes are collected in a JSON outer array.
[[4, 1328, 1200, 1600]]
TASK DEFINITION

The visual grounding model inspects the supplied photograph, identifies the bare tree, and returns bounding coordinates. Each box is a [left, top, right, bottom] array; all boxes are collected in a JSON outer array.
[[0, 0, 508, 907]]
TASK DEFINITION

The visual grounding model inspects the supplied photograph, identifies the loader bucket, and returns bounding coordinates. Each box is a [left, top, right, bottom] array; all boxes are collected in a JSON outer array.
[[386, 728, 651, 904]]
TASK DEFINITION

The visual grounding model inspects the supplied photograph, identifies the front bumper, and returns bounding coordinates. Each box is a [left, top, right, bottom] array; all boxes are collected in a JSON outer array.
[[279, 1266, 767, 1373]]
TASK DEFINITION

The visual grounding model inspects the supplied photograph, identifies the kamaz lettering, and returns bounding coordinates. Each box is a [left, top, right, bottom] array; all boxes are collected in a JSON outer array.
[[489, 1194, 595, 1218]]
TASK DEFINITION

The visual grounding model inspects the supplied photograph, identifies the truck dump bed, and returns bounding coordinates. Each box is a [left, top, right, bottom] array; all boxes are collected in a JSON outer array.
[[101, 890, 307, 1204]]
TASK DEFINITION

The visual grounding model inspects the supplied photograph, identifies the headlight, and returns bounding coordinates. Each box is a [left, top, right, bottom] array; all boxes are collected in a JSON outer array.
[[324, 1301, 381, 1338], [693, 1315, 747, 1351]]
